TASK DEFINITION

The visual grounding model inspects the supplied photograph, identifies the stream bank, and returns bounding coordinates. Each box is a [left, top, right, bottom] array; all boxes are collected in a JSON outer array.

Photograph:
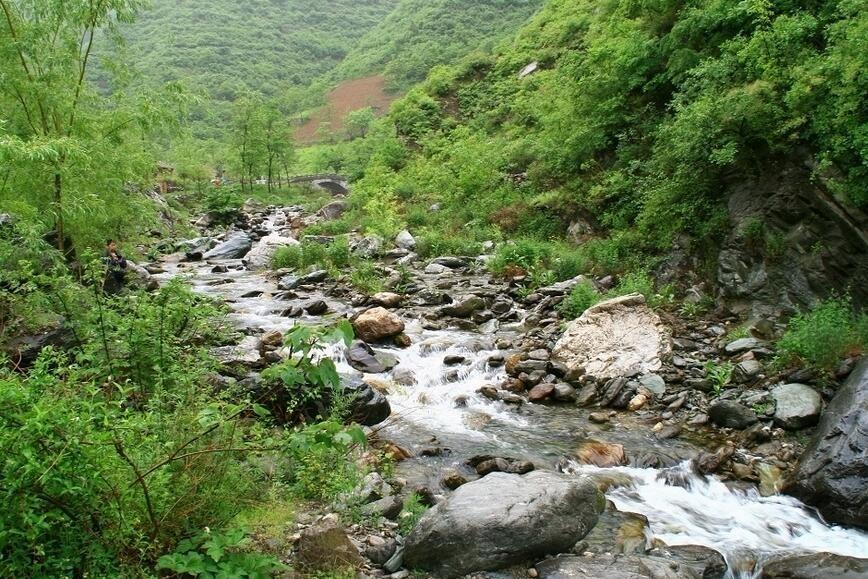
[[153, 201, 868, 579]]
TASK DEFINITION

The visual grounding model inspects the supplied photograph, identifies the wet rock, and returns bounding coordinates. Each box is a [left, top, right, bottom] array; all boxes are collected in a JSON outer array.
[[443, 354, 466, 366], [244, 232, 299, 269], [203, 233, 252, 260], [535, 555, 647, 579], [392, 367, 416, 386], [589, 412, 610, 424], [212, 336, 262, 369], [425, 263, 451, 275], [211, 264, 229, 273], [576, 384, 597, 407], [787, 359, 868, 529], [600, 377, 638, 409], [575, 440, 627, 468], [552, 294, 671, 381], [770, 383, 822, 430], [761, 552, 868, 578], [431, 256, 469, 269], [628, 392, 650, 411], [277, 275, 301, 290], [553, 383, 577, 402], [353, 307, 405, 343], [371, 292, 403, 308], [393, 333, 412, 348], [708, 400, 758, 429], [441, 470, 469, 490], [295, 515, 363, 571], [395, 229, 416, 251], [694, 445, 735, 475], [470, 455, 535, 476], [404, 471, 603, 577], [347, 341, 387, 374], [654, 424, 682, 440], [304, 300, 328, 315], [343, 377, 391, 426], [439, 296, 486, 319], [757, 462, 784, 496], [528, 383, 556, 402], [650, 545, 728, 579]]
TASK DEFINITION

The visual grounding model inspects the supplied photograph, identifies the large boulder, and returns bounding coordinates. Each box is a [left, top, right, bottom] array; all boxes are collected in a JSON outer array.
[[243, 233, 299, 270], [318, 200, 348, 220], [295, 514, 363, 571], [771, 383, 822, 429], [552, 294, 671, 380], [708, 400, 759, 429], [395, 229, 416, 251], [762, 553, 868, 578], [786, 359, 868, 529], [202, 233, 252, 260], [352, 307, 405, 343], [403, 471, 604, 577]]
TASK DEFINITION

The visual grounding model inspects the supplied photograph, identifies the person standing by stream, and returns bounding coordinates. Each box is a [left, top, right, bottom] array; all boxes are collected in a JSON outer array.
[[103, 239, 128, 295]]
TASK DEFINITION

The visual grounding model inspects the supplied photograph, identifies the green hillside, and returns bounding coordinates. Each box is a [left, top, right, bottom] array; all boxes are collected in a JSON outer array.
[[332, 0, 544, 90], [104, 0, 399, 106]]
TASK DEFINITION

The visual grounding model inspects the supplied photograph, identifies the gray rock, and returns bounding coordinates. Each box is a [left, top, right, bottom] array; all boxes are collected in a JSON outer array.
[[365, 538, 398, 566], [304, 300, 328, 315], [554, 383, 577, 402], [724, 337, 766, 354], [639, 373, 666, 395], [431, 256, 469, 268], [395, 229, 416, 251], [319, 200, 348, 220], [343, 377, 391, 426], [203, 233, 252, 260], [439, 296, 486, 318], [361, 495, 403, 520], [277, 275, 301, 290], [425, 263, 451, 275], [403, 471, 604, 577], [295, 515, 363, 571], [708, 400, 758, 429], [732, 359, 762, 384], [771, 383, 822, 429], [352, 235, 383, 259], [346, 341, 386, 374], [761, 552, 868, 578], [786, 359, 868, 529]]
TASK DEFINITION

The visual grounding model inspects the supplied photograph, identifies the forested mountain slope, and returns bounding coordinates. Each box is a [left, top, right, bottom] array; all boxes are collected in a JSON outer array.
[[303, 0, 868, 315], [105, 0, 399, 103], [331, 0, 544, 90]]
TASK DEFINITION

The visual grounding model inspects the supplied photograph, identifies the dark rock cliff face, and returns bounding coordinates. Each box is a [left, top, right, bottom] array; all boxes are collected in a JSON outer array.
[[785, 358, 868, 529], [717, 161, 867, 319]]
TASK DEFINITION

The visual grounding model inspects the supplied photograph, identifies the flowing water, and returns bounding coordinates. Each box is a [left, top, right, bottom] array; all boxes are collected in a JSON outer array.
[[157, 209, 868, 578]]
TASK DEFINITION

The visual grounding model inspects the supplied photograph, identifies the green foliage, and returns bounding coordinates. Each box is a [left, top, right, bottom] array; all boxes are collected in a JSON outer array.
[[558, 281, 601, 320], [285, 420, 367, 502], [776, 296, 867, 373], [398, 493, 429, 535], [705, 360, 734, 396], [607, 271, 675, 309], [273, 238, 351, 273], [157, 528, 286, 578], [205, 188, 242, 225], [349, 261, 386, 295], [260, 321, 354, 422]]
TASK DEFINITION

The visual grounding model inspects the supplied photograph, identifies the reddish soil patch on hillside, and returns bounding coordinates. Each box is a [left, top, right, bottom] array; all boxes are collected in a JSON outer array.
[[295, 75, 400, 144]]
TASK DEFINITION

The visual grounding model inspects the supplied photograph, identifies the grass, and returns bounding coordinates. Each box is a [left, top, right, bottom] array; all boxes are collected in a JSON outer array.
[[272, 238, 387, 295], [557, 270, 676, 320], [398, 493, 429, 535], [776, 295, 866, 374]]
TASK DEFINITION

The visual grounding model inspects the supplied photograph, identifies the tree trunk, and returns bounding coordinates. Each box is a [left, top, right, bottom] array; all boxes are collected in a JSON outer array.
[[267, 155, 274, 194], [54, 170, 65, 255]]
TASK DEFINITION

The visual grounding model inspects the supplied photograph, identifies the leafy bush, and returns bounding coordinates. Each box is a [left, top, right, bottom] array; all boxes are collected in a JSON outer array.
[[776, 296, 867, 373], [558, 281, 601, 319], [349, 261, 385, 295], [704, 360, 734, 396], [272, 237, 351, 273], [285, 420, 367, 502], [204, 188, 242, 225], [157, 528, 286, 578], [398, 493, 429, 535]]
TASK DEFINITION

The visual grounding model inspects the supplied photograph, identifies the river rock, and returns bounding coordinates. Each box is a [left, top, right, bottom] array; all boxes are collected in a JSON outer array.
[[352, 235, 383, 259], [639, 373, 666, 395], [724, 337, 766, 354], [203, 233, 252, 260], [552, 294, 671, 381], [395, 229, 416, 251], [439, 296, 486, 318], [346, 340, 386, 374], [304, 299, 328, 315], [371, 292, 403, 308], [353, 307, 405, 342], [786, 359, 868, 529], [575, 440, 627, 467], [403, 471, 604, 577], [770, 383, 822, 429], [732, 359, 762, 384], [295, 515, 363, 571], [762, 552, 868, 578], [243, 233, 299, 269], [708, 400, 758, 429], [528, 383, 556, 402], [343, 377, 391, 426], [319, 200, 348, 220]]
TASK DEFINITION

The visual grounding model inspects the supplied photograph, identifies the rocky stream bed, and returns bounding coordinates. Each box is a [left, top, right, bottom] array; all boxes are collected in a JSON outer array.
[[148, 201, 868, 579]]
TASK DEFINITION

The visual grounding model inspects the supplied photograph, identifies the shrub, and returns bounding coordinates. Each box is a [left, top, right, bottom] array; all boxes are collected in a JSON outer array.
[[157, 528, 286, 577], [349, 261, 385, 295], [704, 360, 734, 396], [776, 296, 866, 373], [489, 238, 553, 276], [204, 188, 242, 225], [558, 281, 601, 319], [398, 493, 429, 535]]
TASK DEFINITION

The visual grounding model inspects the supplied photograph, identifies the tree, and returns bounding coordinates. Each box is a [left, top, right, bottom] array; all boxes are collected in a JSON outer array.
[[345, 106, 376, 139], [0, 0, 150, 254]]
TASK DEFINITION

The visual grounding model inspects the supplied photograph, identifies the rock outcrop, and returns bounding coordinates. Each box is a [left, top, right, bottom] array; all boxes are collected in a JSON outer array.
[[786, 359, 868, 529], [352, 307, 405, 343], [243, 233, 299, 269], [552, 294, 671, 380], [202, 233, 252, 260], [403, 471, 604, 577]]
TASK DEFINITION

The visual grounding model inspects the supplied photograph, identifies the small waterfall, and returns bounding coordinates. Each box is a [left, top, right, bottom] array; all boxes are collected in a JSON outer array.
[[562, 460, 868, 578]]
